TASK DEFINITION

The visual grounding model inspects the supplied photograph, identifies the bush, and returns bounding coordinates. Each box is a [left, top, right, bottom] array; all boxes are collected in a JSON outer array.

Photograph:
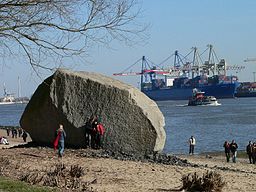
[[20, 163, 89, 191], [181, 171, 225, 192]]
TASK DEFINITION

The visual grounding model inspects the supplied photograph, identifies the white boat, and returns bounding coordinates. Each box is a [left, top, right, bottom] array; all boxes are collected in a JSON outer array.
[[0, 89, 16, 105], [0, 83, 29, 105], [188, 88, 221, 106]]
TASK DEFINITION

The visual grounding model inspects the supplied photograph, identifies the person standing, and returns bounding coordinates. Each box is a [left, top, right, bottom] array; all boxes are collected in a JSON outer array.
[[6, 128, 10, 137], [18, 128, 23, 137], [246, 141, 253, 164], [252, 142, 256, 164], [230, 140, 238, 163], [91, 116, 98, 149], [223, 141, 230, 162], [22, 131, 28, 142], [84, 118, 93, 148], [96, 122, 105, 149], [54, 124, 66, 157], [189, 136, 196, 155]]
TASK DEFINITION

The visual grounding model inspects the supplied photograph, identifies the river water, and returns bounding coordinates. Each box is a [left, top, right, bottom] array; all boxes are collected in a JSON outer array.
[[0, 97, 255, 154]]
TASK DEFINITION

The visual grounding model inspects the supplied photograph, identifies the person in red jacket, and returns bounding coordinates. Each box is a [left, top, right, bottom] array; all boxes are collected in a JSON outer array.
[[96, 122, 105, 149], [53, 124, 66, 157]]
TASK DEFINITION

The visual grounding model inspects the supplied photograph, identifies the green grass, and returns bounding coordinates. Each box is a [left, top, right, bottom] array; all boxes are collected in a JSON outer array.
[[0, 177, 57, 192]]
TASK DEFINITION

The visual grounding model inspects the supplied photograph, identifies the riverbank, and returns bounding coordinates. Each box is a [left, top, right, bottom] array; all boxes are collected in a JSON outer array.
[[0, 128, 32, 148], [0, 145, 255, 192], [0, 128, 255, 191]]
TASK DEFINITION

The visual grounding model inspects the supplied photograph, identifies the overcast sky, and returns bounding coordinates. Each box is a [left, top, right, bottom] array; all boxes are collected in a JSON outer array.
[[1, 0, 256, 97]]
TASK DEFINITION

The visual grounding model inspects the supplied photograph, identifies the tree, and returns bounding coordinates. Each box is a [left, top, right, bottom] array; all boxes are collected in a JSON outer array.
[[0, 0, 146, 71]]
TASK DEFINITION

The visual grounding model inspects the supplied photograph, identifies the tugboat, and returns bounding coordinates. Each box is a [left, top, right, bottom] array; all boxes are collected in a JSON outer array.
[[188, 88, 221, 106]]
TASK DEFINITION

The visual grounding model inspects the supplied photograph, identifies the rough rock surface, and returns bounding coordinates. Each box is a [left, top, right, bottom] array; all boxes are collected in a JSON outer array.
[[20, 69, 166, 156]]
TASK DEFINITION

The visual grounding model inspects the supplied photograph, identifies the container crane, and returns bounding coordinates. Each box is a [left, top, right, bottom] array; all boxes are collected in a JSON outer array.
[[243, 58, 256, 81], [244, 58, 256, 62]]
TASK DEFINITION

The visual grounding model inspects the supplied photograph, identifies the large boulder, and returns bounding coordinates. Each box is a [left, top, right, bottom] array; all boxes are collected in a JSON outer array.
[[20, 69, 166, 156]]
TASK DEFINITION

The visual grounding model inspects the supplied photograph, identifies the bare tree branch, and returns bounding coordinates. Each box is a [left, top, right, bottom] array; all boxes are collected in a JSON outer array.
[[0, 0, 147, 71]]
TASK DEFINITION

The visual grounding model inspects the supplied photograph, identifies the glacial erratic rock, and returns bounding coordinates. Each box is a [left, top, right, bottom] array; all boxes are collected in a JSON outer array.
[[20, 69, 166, 156]]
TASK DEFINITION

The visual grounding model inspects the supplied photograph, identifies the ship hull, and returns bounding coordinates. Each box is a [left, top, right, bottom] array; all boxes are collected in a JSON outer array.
[[235, 92, 256, 97], [143, 83, 236, 101]]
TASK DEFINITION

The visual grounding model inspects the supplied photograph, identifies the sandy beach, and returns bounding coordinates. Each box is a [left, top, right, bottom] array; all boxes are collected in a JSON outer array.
[[0, 128, 256, 192], [0, 128, 32, 149]]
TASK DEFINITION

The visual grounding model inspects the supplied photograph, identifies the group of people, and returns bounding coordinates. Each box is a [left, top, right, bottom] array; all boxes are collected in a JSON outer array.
[[223, 140, 238, 163], [53, 115, 105, 158], [190, 137, 256, 164], [5, 127, 28, 142], [246, 141, 256, 164], [84, 115, 105, 149]]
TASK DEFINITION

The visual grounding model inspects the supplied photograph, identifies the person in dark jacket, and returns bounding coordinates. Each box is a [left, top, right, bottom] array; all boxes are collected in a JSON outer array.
[[54, 124, 66, 157], [91, 118, 98, 149], [230, 140, 238, 163], [84, 118, 93, 148], [22, 131, 28, 142], [252, 142, 256, 164], [223, 141, 230, 162], [246, 141, 253, 164]]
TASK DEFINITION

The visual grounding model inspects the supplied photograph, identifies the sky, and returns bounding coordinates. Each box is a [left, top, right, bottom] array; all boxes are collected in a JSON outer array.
[[1, 0, 256, 97]]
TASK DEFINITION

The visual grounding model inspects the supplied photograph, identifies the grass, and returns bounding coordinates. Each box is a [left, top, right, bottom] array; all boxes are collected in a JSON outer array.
[[0, 177, 57, 192]]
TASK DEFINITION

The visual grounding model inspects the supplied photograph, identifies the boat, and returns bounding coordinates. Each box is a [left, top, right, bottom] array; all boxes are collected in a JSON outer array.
[[235, 82, 256, 97], [114, 45, 241, 101], [0, 83, 29, 105], [188, 88, 220, 106], [0, 87, 16, 105]]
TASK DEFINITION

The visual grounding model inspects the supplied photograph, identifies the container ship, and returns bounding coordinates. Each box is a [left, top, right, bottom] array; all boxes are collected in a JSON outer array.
[[114, 45, 241, 101], [235, 82, 256, 97]]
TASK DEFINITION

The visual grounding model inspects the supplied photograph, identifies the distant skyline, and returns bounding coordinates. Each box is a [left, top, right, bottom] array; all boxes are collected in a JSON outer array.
[[1, 0, 256, 97]]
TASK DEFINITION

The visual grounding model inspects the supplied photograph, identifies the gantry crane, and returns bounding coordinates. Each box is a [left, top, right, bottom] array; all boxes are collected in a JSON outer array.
[[244, 58, 256, 62]]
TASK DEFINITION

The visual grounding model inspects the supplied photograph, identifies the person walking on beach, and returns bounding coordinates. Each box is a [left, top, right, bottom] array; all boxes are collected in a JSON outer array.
[[54, 124, 66, 157], [230, 140, 238, 163], [189, 136, 196, 155], [246, 141, 253, 164], [252, 142, 256, 164], [223, 141, 230, 162], [6, 128, 10, 137], [18, 128, 23, 137], [22, 131, 28, 142]]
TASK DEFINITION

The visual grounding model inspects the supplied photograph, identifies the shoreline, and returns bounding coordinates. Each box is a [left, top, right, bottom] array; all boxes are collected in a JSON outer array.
[[0, 146, 255, 192], [0, 127, 247, 157]]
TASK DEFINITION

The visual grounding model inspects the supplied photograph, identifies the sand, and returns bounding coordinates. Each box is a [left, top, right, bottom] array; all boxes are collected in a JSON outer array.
[[0, 128, 32, 149], [0, 128, 255, 192]]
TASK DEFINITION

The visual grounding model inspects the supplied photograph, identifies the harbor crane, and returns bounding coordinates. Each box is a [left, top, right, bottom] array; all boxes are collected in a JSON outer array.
[[244, 58, 256, 62], [244, 58, 256, 81]]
